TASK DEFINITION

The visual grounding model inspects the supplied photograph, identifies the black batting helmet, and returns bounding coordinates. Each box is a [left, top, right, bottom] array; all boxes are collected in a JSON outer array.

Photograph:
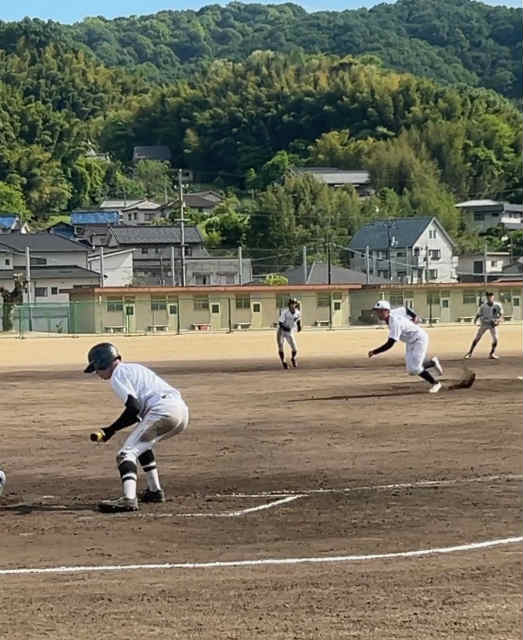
[[288, 297, 299, 305], [84, 342, 120, 373]]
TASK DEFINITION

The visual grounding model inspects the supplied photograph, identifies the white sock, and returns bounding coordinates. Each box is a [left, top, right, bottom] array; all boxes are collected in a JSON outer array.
[[143, 464, 162, 492], [122, 478, 137, 500]]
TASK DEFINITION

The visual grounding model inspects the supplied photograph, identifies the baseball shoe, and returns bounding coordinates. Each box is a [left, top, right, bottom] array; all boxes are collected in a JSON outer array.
[[282, 361, 289, 369], [464, 353, 472, 360], [291, 357, 297, 368], [98, 496, 138, 513], [432, 356, 443, 376], [139, 488, 166, 503], [489, 353, 499, 359], [429, 382, 442, 394]]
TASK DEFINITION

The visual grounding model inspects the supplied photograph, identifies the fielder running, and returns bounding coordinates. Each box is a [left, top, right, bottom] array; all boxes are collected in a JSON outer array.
[[277, 297, 302, 369], [0, 467, 5, 498], [464, 292, 503, 360], [368, 300, 443, 393], [84, 343, 189, 513]]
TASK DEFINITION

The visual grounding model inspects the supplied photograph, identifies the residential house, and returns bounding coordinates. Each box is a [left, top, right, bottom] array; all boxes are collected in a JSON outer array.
[[185, 256, 252, 286], [457, 251, 512, 283], [293, 167, 373, 196], [456, 200, 523, 232], [132, 145, 171, 163], [497, 256, 523, 282], [183, 191, 223, 213], [283, 261, 389, 285], [0, 232, 97, 303], [349, 217, 457, 283], [47, 221, 75, 241], [70, 210, 122, 247], [99, 199, 171, 225], [0, 213, 30, 233], [88, 248, 135, 287], [107, 225, 207, 285]]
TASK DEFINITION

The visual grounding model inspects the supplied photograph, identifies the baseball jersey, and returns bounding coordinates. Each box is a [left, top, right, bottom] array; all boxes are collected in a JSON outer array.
[[279, 307, 301, 331], [387, 307, 426, 345], [111, 363, 181, 417], [476, 301, 503, 324]]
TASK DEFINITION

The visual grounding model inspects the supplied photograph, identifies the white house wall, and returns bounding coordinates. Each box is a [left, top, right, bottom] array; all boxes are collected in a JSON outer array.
[[89, 252, 134, 287]]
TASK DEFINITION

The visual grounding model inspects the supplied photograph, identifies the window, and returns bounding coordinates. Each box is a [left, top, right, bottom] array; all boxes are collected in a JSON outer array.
[[216, 272, 236, 284], [252, 302, 261, 313], [396, 251, 406, 258], [4, 258, 10, 266], [35, 287, 48, 297], [489, 260, 499, 268], [235, 295, 250, 309], [317, 293, 330, 307], [169, 304, 178, 315], [31, 257, 47, 266], [442, 299, 449, 308], [141, 248, 149, 255], [210, 303, 220, 314], [194, 273, 210, 285], [194, 295, 209, 311], [184, 245, 192, 257], [107, 297, 123, 312], [427, 269, 438, 280], [473, 261, 483, 274], [428, 229, 437, 239], [390, 294, 404, 306], [413, 247, 420, 257], [513, 297, 520, 307], [333, 301, 342, 311], [151, 297, 167, 311], [429, 250, 441, 260], [463, 292, 476, 304], [426, 293, 440, 304], [51, 287, 58, 295]]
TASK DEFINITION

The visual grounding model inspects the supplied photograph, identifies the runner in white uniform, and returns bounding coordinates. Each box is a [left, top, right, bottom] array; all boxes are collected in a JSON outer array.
[[277, 297, 302, 369], [0, 468, 5, 498], [465, 292, 504, 360], [84, 342, 189, 513], [368, 300, 443, 393]]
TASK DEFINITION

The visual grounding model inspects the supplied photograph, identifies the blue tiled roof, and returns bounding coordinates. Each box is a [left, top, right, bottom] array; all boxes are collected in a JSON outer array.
[[0, 215, 17, 228], [71, 211, 120, 225], [350, 217, 434, 250]]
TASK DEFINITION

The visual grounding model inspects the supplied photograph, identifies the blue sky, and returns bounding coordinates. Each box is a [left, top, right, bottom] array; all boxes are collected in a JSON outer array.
[[0, 0, 520, 24]]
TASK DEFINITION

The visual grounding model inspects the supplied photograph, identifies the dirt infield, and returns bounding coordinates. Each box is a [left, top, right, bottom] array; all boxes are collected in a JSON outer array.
[[0, 326, 521, 639]]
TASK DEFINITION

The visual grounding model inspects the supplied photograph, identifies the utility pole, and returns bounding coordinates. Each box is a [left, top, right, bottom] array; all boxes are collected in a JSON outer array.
[[238, 246, 243, 285], [178, 169, 186, 287], [302, 246, 308, 284], [99, 246, 105, 288], [170, 245, 176, 287], [25, 246, 33, 332], [327, 242, 332, 285], [483, 241, 488, 287], [365, 246, 370, 284]]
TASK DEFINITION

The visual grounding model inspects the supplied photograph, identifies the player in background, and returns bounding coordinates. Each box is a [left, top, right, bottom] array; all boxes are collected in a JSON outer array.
[[0, 468, 6, 498], [84, 343, 189, 513], [464, 292, 504, 360], [277, 297, 302, 369], [368, 300, 443, 393]]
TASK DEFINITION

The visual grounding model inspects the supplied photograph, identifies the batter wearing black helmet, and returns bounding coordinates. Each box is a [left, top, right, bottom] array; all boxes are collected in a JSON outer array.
[[84, 343, 189, 513], [277, 297, 302, 369]]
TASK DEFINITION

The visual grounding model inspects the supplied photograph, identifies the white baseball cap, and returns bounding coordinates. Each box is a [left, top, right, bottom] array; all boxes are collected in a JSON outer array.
[[373, 300, 391, 310]]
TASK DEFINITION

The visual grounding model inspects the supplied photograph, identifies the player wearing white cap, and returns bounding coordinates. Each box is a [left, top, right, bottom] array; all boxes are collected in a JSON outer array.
[[277, 297, 302, 369], [368, 300, 443, 393]]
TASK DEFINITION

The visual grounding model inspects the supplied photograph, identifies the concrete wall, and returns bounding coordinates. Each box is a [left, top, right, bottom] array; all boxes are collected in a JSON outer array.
[[88, 252, 134, 287]]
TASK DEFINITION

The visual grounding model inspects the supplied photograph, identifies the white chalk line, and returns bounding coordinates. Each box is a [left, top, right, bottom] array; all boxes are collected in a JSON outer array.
[[142, 495, 304, 518], [1, 536, 521, 576], [218, 473, 523, 498]]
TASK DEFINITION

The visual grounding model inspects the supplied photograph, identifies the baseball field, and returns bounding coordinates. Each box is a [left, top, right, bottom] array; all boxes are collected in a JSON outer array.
[[0, 324, 521, 639]]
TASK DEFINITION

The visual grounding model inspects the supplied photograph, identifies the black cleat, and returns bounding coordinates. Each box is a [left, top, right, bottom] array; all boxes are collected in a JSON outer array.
[[139, 488, 166, 503], [282, 361, 289, 369], [291, 358, 297, 368]]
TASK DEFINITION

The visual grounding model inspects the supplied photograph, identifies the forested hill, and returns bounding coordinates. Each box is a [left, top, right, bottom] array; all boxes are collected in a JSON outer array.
[[57, 0, 522, 99]]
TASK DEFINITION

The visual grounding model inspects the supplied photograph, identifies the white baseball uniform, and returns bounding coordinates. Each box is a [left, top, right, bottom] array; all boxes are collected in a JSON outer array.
[[111, 363, 189, 461], [387, 307, 429, 375], [474, 301, 503, 341], [277, 307, 301, 351]]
